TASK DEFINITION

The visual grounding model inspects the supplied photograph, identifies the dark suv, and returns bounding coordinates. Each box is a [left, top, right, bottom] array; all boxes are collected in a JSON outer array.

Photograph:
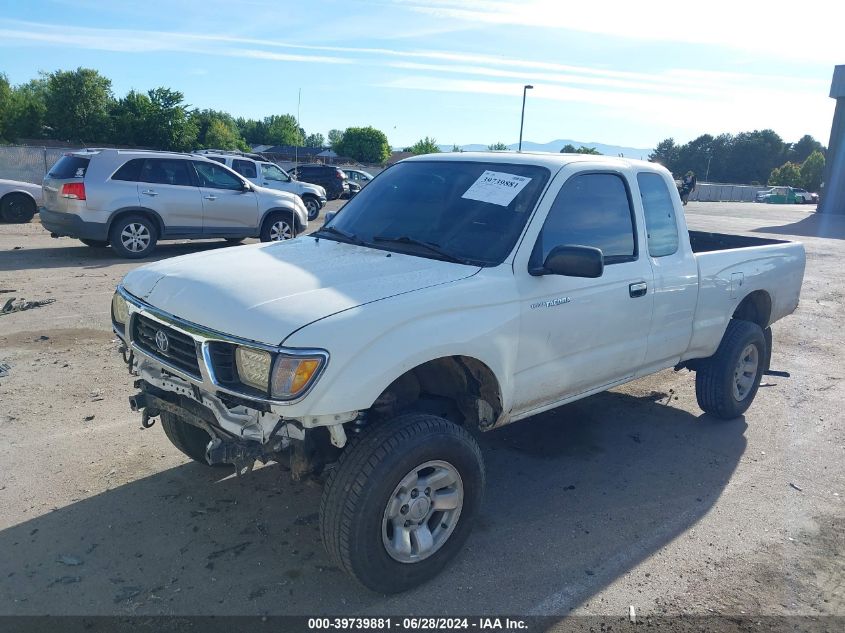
[[290, 164, 349, 200]]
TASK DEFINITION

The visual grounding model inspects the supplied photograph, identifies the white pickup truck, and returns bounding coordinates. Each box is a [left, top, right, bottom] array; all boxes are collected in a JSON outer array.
[[112, 152, 805, 592]]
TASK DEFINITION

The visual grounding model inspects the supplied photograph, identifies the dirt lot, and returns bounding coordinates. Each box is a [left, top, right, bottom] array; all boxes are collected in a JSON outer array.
[[0, 201, 843, 623]]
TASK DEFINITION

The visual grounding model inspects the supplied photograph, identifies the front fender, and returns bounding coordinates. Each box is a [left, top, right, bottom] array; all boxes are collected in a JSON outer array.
[[281, 268, 519, 419]]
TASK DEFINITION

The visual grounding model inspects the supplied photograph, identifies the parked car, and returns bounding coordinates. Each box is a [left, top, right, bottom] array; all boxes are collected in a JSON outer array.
[[0, 178, 42, 223], [113, 151, 805, 592], [755, 186, 802, 204], [344, 168, 375, 187], [792, 188, 817, 204], [40, 149, 307, 258], [290, 164, 349, 200], [343, 180, 361, 199], [195, 150, 327, 220]]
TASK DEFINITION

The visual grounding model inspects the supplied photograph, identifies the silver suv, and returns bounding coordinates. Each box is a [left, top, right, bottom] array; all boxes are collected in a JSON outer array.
[[195, 150, 327, 221], [40, 149, 308, 258]]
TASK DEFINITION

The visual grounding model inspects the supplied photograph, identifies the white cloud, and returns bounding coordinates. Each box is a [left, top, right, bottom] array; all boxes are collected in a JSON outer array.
[[400, 0, 845, 64]]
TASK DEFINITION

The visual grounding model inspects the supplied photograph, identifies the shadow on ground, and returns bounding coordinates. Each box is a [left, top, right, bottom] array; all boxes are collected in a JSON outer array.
[[753, 212, 845, 240], [0, 390, 746, 616]]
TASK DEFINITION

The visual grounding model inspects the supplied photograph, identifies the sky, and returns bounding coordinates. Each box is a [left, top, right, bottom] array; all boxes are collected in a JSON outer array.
[[0, 0, 843, 151]]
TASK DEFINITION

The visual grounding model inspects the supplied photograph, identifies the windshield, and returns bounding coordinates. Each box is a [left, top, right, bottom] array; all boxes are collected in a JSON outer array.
[[321, 160, 550, 266]]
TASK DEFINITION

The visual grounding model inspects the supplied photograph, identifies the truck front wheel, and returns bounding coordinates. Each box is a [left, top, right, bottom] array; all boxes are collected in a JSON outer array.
[[160, 411, 218, 466], [695, 319, 766, 419], [319, 413, 485, 593]]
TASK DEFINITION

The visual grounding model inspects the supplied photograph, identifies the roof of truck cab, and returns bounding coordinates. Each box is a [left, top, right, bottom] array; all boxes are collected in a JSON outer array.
[[403, 151, 663, 172]]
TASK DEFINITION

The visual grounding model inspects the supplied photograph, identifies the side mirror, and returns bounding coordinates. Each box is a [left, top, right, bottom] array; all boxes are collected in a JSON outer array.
[[323, 211, 336, 225], [530, 245, 604, 278], [241, 181, 253, 192]]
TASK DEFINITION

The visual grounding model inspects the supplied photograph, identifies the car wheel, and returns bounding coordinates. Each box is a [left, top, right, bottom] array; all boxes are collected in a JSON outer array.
[[260, 212, 295, 242], [0, 193, 37, 223], [109, 214, 158, 258], [303, 196, 321, 221], [79, 239, 109, 248], [320, 413, 485, 593], [160, 411, 224, 466], [695, 319, 766, 420]]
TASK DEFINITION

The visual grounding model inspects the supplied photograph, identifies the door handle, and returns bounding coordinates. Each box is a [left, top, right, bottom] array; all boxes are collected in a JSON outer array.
[[140, 190, 158, 197], [629, 281, 648, 298], [203, 195, 217, 201]]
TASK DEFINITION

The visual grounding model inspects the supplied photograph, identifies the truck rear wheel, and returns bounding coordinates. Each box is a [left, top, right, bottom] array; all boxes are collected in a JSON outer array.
[[160, 411, 217, 466], [695, 320, 766, 419], [319, 413, 485, 593]]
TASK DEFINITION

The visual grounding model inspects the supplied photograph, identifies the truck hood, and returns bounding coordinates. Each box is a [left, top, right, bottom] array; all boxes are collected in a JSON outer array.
[[121, 237, 480, 345]]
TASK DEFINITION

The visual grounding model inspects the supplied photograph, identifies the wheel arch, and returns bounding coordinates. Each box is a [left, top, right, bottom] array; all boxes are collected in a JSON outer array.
[[368, 355, 504, 431], [732, 289, 772, 329], [106, 207, 165, 236], [260, 205, 303, 233]]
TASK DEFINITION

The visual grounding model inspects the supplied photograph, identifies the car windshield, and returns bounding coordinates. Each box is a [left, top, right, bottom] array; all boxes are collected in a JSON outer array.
[[262, 163, 290, 181], [319, 160, 550, 266]]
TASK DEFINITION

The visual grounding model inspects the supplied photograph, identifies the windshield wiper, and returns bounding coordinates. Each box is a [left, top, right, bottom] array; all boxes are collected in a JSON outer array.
[[372, 235, 473, 265], [314, 225, 365, 245]]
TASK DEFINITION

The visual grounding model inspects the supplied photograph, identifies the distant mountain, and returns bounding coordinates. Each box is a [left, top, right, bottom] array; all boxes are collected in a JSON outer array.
[[434, 139, 653, 159]]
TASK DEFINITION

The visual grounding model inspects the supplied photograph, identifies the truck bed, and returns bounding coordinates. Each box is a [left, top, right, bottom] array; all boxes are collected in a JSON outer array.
[[688, 230, 788, 253]]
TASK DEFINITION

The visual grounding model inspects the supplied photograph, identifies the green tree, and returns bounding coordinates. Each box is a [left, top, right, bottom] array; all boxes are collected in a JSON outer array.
[[725, 129, 785, 185], [328, 128, 344, 147], [408, 136, 441, 155], [800, 150, 825, 191], [191, 109, 248, 150], [45, 68, 114, 142], [0, 74, 11, 141], [5, 78, 49, 140], [648, 138, 680, 172], [304, 132, 325, 148], [576, 145, 600, 155], [768, 161, 802, 187], [142, 87, 197, 151], [333, 126, 391, 164], [109, 90, 153, 146], [264, 114, 303, 146], [451, 144, 463, 152], [236, 117, 267, 145], [788, 134, 825, 164], [488, 142, 509, 150]]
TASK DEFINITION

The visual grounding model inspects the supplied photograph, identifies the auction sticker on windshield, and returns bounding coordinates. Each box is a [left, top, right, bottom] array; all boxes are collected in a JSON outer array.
[[461, 170, 532, 207]]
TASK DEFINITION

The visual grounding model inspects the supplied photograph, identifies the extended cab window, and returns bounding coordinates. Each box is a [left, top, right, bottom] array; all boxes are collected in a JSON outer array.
[[536, 173, 636, 264], [193, 161, 244, 190], [261, 163, 290, 182], [638, 172, 679, 257], [232, 159, 257, 179], [139, 159, 193, 186]]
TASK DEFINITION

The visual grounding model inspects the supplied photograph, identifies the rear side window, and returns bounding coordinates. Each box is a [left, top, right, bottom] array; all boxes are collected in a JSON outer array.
[[139, 159, 194, 186], [536, 173, 636, 264], [48, 155, 90, 179], [637, 172, 679, 257], [232, 159, 257, 179], [112, 159, 144, 182]]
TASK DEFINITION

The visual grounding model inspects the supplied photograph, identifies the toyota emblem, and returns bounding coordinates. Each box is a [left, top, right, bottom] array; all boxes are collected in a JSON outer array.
[[154, 329, 170, 353]]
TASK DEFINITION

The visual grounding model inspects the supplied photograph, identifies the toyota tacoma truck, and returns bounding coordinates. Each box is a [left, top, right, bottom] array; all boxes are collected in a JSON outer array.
[[112, 152, 805, 592]]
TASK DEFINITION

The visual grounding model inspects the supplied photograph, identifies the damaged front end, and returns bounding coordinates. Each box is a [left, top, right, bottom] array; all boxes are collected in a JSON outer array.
[[112, 287, 354, 479]]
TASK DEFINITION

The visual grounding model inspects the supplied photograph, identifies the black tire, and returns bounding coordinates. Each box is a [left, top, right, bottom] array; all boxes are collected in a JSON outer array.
[[109, 214, 158, 258], [79, 238, 109, 248], [695, 320, 766, 419], [260, 211, 295, 242], [302, 195, 321, 221], [160, 411, 220, 466], [320, 413, 485, 593], [0, 193, 37, 223]]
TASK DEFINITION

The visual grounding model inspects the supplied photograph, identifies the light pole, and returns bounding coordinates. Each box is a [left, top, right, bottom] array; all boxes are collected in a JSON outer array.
[[518, 84, 533, 152]]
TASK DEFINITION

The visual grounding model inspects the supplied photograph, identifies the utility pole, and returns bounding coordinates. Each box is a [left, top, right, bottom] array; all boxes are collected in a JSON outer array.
[[518, 85, 533, 152]]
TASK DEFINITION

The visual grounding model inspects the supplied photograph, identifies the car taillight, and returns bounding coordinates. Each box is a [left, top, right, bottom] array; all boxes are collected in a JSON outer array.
[[61, 182, 86, 200]]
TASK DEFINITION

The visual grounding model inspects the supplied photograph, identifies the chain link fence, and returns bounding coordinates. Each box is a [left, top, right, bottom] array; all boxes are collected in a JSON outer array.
[[0, 146, 75, 184]]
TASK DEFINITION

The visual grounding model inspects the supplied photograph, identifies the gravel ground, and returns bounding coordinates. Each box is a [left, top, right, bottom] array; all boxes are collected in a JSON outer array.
[[0, 201, 842, 624]]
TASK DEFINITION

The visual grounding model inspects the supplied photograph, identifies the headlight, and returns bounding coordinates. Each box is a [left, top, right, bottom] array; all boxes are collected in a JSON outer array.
[[111, 292, 129, 325], [235, 347, 273, 392], [270, 355, 324, 399]]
